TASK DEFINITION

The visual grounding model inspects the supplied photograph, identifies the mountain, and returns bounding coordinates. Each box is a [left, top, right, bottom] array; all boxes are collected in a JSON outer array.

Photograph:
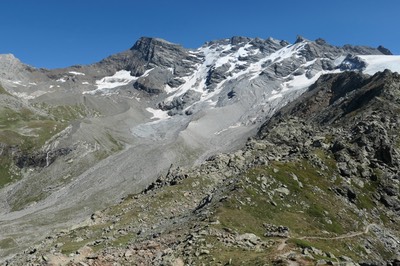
[[0, 36, 399, 264]]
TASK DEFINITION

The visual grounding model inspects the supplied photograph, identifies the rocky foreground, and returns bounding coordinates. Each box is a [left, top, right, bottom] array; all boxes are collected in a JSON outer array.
[[6, 70, 400, 265]]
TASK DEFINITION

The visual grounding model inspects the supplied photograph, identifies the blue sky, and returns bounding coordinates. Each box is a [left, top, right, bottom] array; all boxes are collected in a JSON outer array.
[[1, 0, 398, 69]]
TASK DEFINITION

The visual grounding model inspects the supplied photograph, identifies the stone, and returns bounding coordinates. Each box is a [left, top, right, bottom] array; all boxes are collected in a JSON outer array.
[[173, 258, 185, 266], [124, 250, 133, 257], [311, 247, 324, 256], [275, 187, 290, 196], [326, 252, 336, 259], [236, 233, 260, 244], [339, 255, 353, 262], [200, 249, 210, 255]]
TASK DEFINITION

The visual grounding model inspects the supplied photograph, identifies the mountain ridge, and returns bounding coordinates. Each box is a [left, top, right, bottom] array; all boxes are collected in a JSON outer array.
[[0, 35, 394, 70]]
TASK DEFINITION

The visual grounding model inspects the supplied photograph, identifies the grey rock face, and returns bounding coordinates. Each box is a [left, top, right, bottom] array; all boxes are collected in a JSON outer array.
[[343, 44, 389, 55], [205, 63, 231, 90], [133, 67, 173, 94], [339, 54, 367, 71], [377, 45, 392, 55], [158, 90, 202, 115], [130, 37, 199, 76], [15, 148, 72, 168]]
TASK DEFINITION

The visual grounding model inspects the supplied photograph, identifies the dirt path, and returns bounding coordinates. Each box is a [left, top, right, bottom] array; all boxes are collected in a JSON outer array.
[[277, 239, 287, 251], [275, 224, 375, 253], [299, 223, 375, 241]]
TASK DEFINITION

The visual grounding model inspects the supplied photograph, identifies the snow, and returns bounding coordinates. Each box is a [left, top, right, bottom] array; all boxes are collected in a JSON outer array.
[[96, 70, 137, 90], [280, 67, 341, 97], [267, 93, 283, 101], [203, 41, 309, 102], [11, 80, 26, 87], [163, 40, 310, 112], [13, 92, 34, 100], [82, 82, 90, 85], [146, 107, 169, 120], [214, 122, 242, 135], [83, 70, 147, 95], [334, 55, 347, 66], [164, 84, 174, 94], [248, 42, 308, 80], [13, 90, 47, 100], [282, 73, 321, 92], [358, 55, 400, 75], [164, 42, 256, 102], [57, 77, 67, 83], [69, 71, 85, 76], [143, 68, 154, 77], [77, 40, 400, 125]]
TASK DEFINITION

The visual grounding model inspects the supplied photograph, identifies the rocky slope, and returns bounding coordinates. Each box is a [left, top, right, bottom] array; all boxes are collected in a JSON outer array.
[[6, 70, 400, 265], [0, 35, 399, 263]]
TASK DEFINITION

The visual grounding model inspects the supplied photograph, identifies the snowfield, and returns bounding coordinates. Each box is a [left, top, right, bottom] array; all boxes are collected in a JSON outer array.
[[358, 55, 400, 75]]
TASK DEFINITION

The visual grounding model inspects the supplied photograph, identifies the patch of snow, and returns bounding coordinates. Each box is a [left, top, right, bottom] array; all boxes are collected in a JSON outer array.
[[146, 107, 169, 120], [358, 55, 400, 75], [334, 55, 347, 66], [280, 66, 341, 95], [13, 90, 47, 100], [164, 84, 175, 94], [83, 69, 151, 95], [82, 82, 90, 85], [95, 70, 136, 90], [267, 93, 283, 101], [28, 82, 37, 86], [142, 68, 154, 77], [11, 81, 26, 87], [57, 77, 67, 83], [214, 122, 242, 135], [49, 85, 54, 89], [69, 71, 85, 76], [13, 92, 34, 99]]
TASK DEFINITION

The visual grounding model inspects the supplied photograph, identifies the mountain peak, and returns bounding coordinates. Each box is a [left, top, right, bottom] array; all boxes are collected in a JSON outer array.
[[377, 45, 393, 55], [0, 53, 21, 63], [295, 35, 308, 43], [230, 36, 252, 45], [130, 37, 179, 51]]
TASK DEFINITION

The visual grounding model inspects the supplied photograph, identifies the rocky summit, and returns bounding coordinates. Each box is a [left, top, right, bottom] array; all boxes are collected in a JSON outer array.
[[0, 35, 399, 265]]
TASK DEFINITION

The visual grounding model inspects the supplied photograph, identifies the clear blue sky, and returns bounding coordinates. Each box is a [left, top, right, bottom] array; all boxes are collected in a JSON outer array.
[[1, 0, 398, 69]]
